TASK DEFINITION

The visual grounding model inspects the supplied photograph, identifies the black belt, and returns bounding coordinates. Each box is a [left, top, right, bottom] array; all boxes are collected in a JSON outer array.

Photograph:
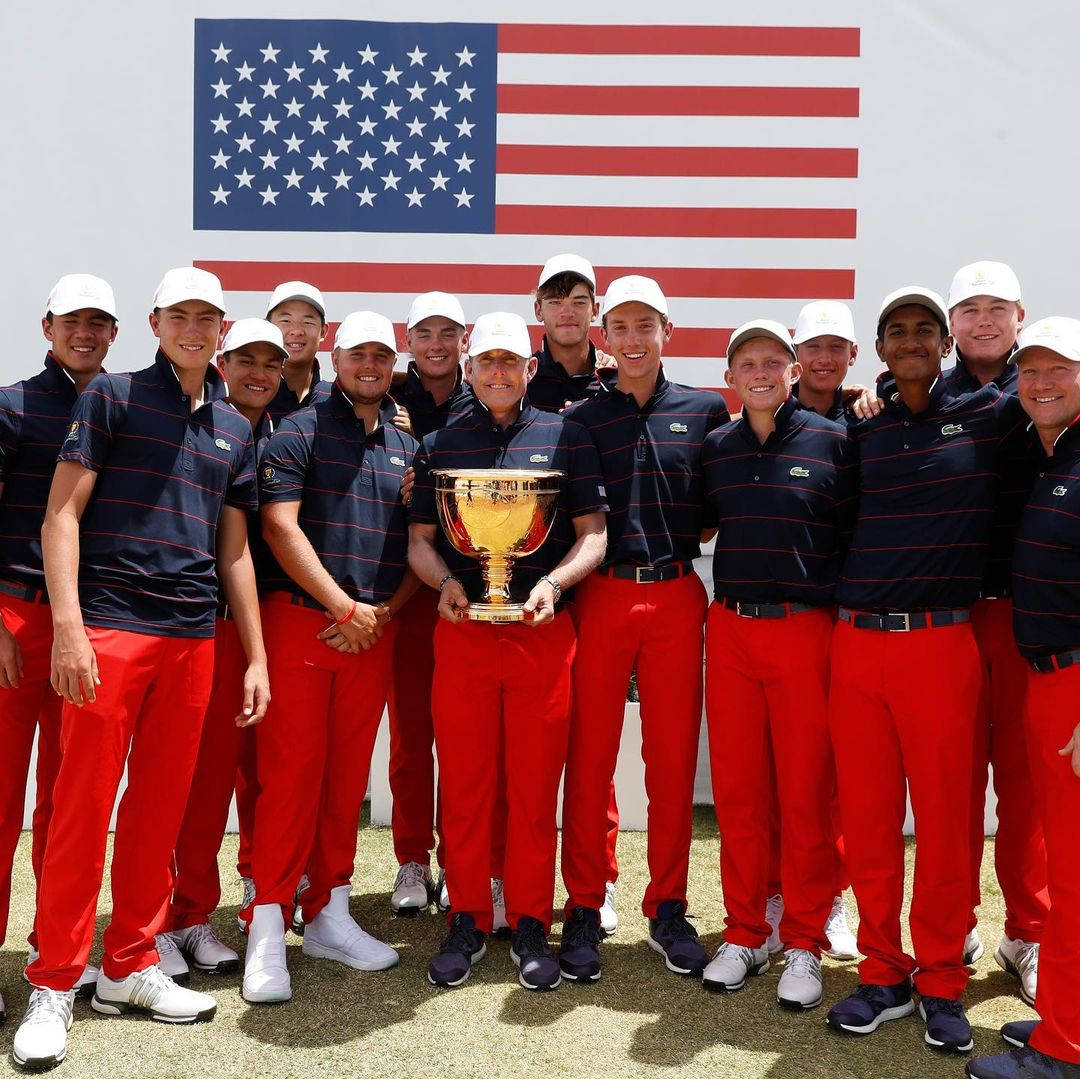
[[598, 561, 694, 584], [0, 579, 48, 605], [1029, 649, 1080, 674], [719, 597, 817, 619], [837, 607, 970, 632]]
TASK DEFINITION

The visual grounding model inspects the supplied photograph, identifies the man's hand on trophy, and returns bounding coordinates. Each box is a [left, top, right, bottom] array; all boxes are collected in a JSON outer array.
[[438, 575, 470, 622], [522, 577, 559, 626]]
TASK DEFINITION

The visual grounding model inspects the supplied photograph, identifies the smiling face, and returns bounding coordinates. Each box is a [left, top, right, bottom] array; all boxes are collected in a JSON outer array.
[[949, 294, 1024, 365], [406, 315, 467, 381], [333, 341, 397, 406], [219, 342, 284, 412], [601, 301, 671, 385], [150, 301, 224, 371], [876, 304, 952, 382], [534, 278, 598, 350], [42, 308, 117, 379], [794, 334, 856, 395], [726, 337, 800, 414], [1016, 346, 1080, 438], [465, 349, 536, 412], [268, 299, 326, 367]]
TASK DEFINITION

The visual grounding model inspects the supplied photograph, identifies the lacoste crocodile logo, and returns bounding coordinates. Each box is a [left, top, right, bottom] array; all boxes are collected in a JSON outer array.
[[669, 422, 688, 434], [789, 466, 810, 478], [941, 423, 964, 436]]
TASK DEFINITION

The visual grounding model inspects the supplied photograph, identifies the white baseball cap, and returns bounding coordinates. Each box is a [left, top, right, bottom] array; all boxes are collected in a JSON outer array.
[[406, 291, 467, 330], [600, 275, 668, 319], [727, 319, 796, 361], [1009, 317, 1080, 366], [947, 260, 1022, 310], [877, 286, 950, 334], [266, 280, 326, 320], [468, 312, 532, 360], [792, 301, 856, 346], [335, 311, 398, 352], [46, 273, 118, 320], [537, 253, 596, 291], [153, 267, 226, 315], [221, 318, 288, 362]]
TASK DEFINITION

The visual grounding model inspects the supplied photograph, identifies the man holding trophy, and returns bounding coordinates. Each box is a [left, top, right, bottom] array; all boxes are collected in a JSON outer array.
[[409, 312, 608, 992]]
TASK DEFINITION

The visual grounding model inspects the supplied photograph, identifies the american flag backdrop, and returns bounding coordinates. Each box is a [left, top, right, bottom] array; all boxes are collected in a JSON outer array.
[[192, 18, 860, 388]]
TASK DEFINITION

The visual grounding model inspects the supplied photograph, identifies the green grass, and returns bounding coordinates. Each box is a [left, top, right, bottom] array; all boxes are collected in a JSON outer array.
[[0, 808, 1027, 1078]]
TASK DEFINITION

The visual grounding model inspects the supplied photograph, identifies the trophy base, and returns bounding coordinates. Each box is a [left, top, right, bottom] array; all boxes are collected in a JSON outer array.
[[462, 602, 533, 623]]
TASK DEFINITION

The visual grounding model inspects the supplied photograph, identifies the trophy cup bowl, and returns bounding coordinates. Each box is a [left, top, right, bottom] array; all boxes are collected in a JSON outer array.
[[432, 468, 565, 622]]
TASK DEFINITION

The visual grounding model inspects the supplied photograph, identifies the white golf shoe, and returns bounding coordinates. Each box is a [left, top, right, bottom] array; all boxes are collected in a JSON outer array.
[[13, 988, 74, 1070], [302, 885, 399, 971], [92, 965, 216, 1023], [243, 904, 291, 1004], [777, 948, 824, 1010]]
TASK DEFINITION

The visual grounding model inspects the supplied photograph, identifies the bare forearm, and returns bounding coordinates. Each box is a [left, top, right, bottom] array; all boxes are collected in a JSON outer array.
[[547, 529, 607, 590], [263, 516, 352, 620], [385, 567, 421, 618], [220, 545, 266, 666], [42, 512, 84, 630], [408, 529, 452, 591]]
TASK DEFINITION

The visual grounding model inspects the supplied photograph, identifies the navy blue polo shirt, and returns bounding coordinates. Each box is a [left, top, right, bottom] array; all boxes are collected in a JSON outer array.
[[391, 362, 474, 441], [1012, 421, 1080, 658], [527, 337, 602, 413], [837, 379, 1023, 611], [942, 348, 1018, 395], [410, 399, 608, 605], [259, 384, 417, 604], [703, 397, 857, 605], [58, 350, 257, 637], [265, 357, 328, 426], [0, 353, 79, 591], [565, 370, 729, 567], [794, 385, 849, 426]]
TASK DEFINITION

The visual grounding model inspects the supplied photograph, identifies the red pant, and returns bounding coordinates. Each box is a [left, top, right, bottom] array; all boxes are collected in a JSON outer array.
[[562, 572, 706, 918], [1025, 663, 1080, 1065], [969, 598, 1048, 940], [388, 588, 444, 868], [767, 788, 847, 896], [27, 628, 213, 988], [706, 602, 835, 954], [0, 596, 63, 951], [828, 617, 980, 999], [433, 613, 575, 933], [166, 617, 257, 930], [244, 598, 394, 926]]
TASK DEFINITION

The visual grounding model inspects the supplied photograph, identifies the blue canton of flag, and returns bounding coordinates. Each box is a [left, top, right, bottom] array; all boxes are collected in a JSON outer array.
[[193, 20, 497, 233]]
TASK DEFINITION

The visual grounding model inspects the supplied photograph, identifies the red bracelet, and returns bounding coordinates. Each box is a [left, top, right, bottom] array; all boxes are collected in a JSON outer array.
[[334, 601, 357, 626]]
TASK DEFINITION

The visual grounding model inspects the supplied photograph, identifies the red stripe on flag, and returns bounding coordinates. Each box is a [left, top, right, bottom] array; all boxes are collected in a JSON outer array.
[[496, 84, 859, 118], [494, 205, 856, 239], [318, 324, 745, 360], [497, 24, 860, 57], [495, 145, 859, 178], [196, 261, 854, 299]]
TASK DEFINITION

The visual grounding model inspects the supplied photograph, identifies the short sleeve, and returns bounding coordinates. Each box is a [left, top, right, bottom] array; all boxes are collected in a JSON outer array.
[[0, 388, 21, 483], [226, 433, 258, 512], [56, 373, 118, 472], [408, 438, 438, 525], [562, 420, 609, 517], [259, 417, 312, 505]]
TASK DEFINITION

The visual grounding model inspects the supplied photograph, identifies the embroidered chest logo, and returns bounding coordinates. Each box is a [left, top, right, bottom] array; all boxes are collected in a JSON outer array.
[[789, 466, 811, 478], [389, 455, 406, 466], [669, 422, 688, 434], [214, 438, 232, 451], [941, 423, 964, 436], [529, 453, 549, 463], [1053, 485, 1068, 497]]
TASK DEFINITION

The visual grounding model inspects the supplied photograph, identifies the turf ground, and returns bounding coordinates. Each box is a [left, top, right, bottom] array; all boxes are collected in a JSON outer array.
[[0, 808, 1028, 1079]]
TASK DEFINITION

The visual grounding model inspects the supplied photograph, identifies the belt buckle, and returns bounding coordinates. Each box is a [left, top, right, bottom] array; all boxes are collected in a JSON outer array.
[[735, 601, 749, 617], [888, 612, 911, 632], [635, 566, 649, 584]]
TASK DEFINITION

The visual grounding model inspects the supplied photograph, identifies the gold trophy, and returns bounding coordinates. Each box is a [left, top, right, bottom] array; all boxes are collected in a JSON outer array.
[[432, 468, 564, 621]]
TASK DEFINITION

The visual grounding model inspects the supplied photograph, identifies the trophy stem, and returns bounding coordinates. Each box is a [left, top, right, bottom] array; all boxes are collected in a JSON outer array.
[[480, 554, 513, 607]]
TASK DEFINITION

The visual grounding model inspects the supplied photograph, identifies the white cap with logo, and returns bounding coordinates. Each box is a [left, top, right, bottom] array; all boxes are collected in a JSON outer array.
[[947, 261, 1022, 310], [221, 318, 288, 362], [335, 311, 398, 353], [468, 312, 532, 360], [877, 286, 950, 333], [406, 291, 467, 330], [537, 253, 596, 291], [600, 275, 668, 319], [1009, 317, 1080, 366], [46, 274, 118, 321], [153, 267, 226, 315], [266, 280, 326, 320], [792, 301, 856, 346], [727, 319, 796, 361]]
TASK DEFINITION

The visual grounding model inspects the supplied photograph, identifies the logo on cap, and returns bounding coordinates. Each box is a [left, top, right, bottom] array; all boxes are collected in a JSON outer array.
[[669, 422, 688, 434], [816, 309, 832, 323], [789, 466, 810, 478], [941, 423, 965, 437]]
